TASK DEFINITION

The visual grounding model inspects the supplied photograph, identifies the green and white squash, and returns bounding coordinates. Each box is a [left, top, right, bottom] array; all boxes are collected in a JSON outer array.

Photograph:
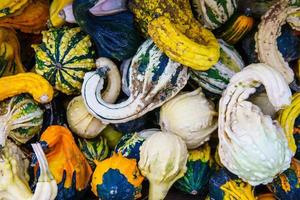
[[82, 39, 188, 124], [190, 40, 244, 95], [32, 27, 95, 95], [191, 0, 238, 29], [0, 94, 43, 147], [77, 135, 110, 169]]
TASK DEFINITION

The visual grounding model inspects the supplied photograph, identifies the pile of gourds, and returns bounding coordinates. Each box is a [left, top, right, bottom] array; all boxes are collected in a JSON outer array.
[[0, 0, 299, 199]]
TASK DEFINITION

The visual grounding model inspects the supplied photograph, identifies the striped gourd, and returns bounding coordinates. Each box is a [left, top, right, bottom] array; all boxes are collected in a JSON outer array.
[[191, 0, 238, 29], [190, 40, 244, 95], [82, 39, 188, 124], [32, 27, 95, 95]]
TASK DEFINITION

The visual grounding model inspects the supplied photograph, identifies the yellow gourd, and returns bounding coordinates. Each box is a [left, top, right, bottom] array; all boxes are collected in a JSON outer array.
[[49, 0, 73, 27], [0, 0, 30, 18], [0, 72, 54, 103]]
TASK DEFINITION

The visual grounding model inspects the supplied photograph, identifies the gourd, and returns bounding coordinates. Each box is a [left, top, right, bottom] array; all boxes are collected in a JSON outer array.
[[278, 93, 300, 154], [129, 0, 220, 71], [82, 39, 188, 124], [32, 27, 95, 95], [39, 126, 93, 198], [209, 168, 256, 200], [238, 0, 278, 18], [78, 135, 110, 169], [91, 153, 144, 200], [287, 7, 300, 31], [218, 63, 293, 186], [0, 141, 58, 200], [114, 129, 157, 161], [49, 0, 73, 27], [174, 143, 213, 195], [257, 193, 277, 200], [0, 0, 30, 18], [160, 88, 218, 149], [139, 131, 188, 200], [255, 0, 300, 83], [269, 159, 300, 200], [190, 39, 244, 95], [0, 0, 49, 34], [0, 72, 54, 104], [0, 27, 26, 77], [191, 0, 238, 29], [249, 92, 277, 118], [0, 94, 43, 147], [73, 0, 142, 61]]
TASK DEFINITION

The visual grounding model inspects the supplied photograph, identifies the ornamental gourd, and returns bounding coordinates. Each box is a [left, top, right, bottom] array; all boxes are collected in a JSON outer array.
[[256, 0, 300, 83], [39, 126, 93, 199], [49, 0, 73, 27], [0, 0, 30, 18], [0, 27, 26, 77], [91, 153, 144, 200], [129, 0, 220, 71], [73, 0, 142, 61], [0, 94, 43, 147], [190, 39, 244, 95], [209, 168, 256, 200], [0, 0, 49, 34], [82, 39, 188, 124], [218, 63, 293, 186], [0, 72, 54, 104], [175, 143, 213, 195], [191, 0, 238, 29], [160, 88, 218, 149], [32, 27, 95, 95], [139, 131, 188, 200]]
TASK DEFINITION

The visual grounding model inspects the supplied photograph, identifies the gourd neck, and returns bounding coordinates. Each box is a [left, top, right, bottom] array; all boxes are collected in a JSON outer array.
[[148, 183, 170, 200]]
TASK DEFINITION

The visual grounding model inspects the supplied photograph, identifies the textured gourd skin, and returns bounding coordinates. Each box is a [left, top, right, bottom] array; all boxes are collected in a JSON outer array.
[[0, 0, 49, 34], [209, 168, 255, 200], [32, 27, 95, 95], [39, 126, 93, 195], [73, 0, 142, 61], [0, 72, 54, 104], [0, 27, 26, 77], [269, 159, 300, 200], [91, 153, 144, 200], [0, 0, 30, 18]]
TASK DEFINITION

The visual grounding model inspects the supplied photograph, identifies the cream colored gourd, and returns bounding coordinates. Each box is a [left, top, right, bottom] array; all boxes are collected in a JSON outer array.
[[218, 63, 293, 186], [249, 92, 277, 118], [160, 88, 218, 149], [139, 131, 188, 200]]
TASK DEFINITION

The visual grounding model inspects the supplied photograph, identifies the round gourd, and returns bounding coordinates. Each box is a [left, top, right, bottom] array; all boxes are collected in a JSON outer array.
[[174, 143, 213, 195], [32, 27, 95, 95], [101, 126, 123, 149], [190, 40, 244, 95], [77, 135, 110, 169], [91, 153, 144, 200], [0, 94, 43, 146], [191, 0, 238, 29]]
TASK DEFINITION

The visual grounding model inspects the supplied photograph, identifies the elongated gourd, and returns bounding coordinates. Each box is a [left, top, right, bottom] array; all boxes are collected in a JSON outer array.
[[0, 72, 53, 104]]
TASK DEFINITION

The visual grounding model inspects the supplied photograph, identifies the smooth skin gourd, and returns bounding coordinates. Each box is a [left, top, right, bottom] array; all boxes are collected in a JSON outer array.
[[0, 0, 30, 18]]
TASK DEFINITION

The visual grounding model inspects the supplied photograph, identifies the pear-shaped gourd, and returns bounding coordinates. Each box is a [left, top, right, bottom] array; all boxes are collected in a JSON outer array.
[[160, 88, 218, 149], [139, 131, 188, 200], [218, 63, 293, 186]]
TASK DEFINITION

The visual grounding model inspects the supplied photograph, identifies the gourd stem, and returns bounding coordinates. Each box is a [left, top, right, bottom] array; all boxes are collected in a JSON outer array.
[[149, 183, 170, 200]]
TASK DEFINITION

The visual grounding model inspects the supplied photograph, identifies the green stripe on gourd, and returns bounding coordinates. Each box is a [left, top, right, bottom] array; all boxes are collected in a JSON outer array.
[[191, 0, 237, 29], [190, 40, 244, 95], [32, 27, 95, 95]]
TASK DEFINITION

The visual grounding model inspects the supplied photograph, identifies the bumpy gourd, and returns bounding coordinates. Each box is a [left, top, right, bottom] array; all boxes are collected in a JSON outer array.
[[175, 143, 213, 195], [129, 0, 220, 71], [191, 0, 238, 29], [139, 131, 188, 200], [82, 39, 188, 124], [32, 27, 95, 95], [0, 94, 43, 147], [160, 88, 218, 149], [190, 39, 244, 95], [78, 135, 110, 169], [0, 72, 54, 104], [0, 27, 26, 77], [209, 168, 256, 200], [256, 0, 300, 83], [39, 126, 93, 196], [73, 0, 142, 61], [218, 63, 293, 186], [49, 0, 73, 27], [0, 0, 30, 18], [0, 0, 49, 34], [91, 153, 144, 200]]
